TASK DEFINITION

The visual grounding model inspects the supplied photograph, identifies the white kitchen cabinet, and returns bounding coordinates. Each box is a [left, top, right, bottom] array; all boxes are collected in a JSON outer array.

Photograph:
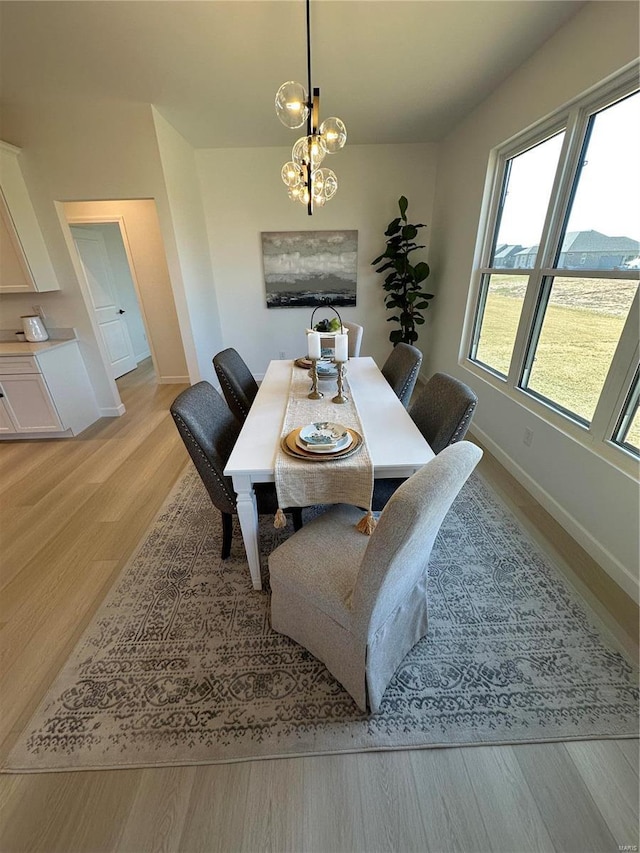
[[0, 140, 60, 293], [0, 398, 16, 433], [0, 373, 63, 432], [0, 342, 99, 438]]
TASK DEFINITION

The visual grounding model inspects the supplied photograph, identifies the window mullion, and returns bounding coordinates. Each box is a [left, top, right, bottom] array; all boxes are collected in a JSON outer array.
[[538, 106, 589, 269], [508, 110, 587, 390]]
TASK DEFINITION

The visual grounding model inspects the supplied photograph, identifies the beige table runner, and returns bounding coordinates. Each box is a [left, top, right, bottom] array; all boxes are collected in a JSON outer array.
[[274, 364, 375, 533]]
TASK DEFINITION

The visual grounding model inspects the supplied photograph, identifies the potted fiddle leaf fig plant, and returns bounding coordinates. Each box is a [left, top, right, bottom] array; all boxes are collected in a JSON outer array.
[[371, 196, 434, 345]]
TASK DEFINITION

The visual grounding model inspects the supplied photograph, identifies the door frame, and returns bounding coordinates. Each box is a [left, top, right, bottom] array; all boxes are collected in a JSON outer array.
[[66, 214, 161, 381]]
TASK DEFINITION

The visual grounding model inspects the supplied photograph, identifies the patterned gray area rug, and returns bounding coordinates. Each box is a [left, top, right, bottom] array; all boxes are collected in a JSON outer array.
[[5, 469, 638, 772]]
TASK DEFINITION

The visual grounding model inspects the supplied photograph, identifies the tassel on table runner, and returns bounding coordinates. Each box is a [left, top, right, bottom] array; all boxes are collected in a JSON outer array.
[[356, 510, 377, 535]]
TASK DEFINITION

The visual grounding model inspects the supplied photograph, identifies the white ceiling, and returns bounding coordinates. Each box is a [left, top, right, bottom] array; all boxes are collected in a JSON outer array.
[[0, 0, 586, 148]]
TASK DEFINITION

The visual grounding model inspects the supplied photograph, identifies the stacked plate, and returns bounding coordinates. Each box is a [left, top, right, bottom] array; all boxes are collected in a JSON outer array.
[[294, 357, 339, 378], [281, 421, 363, 461], [315, 361, 339, 379]]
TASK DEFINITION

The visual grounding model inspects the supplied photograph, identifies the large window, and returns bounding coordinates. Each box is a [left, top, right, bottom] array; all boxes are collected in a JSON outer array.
[[469, 67, 640, 459]]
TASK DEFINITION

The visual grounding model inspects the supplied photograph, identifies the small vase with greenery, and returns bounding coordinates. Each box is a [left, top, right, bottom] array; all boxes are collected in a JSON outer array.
[[371, 196, 434, 346]]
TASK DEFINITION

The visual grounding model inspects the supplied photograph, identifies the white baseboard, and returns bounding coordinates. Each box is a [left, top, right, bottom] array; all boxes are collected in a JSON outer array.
[[0, 429, 72, 440], [99, 404, 126, 417], [472, 424, 639, 604], [156, 375, 190, 384]]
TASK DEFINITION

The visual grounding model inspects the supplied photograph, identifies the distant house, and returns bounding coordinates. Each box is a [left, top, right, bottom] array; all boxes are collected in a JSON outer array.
[[511, 230, 640, 270], [493, 244, 523, 268]]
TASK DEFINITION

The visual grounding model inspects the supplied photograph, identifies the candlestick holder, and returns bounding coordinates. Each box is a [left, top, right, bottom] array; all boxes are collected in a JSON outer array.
[[308, 359, 323, 399], [332, 361, 348, 404]]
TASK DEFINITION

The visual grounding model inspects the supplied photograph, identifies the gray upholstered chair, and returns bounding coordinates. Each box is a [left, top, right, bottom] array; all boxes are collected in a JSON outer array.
[[269, 442, 482, 713], [372, 372, 478, 510], [343, 321, 364, 357], [213, 347, 259, 424], [171, 381, 301, 559], [380, 343, 422, 407]]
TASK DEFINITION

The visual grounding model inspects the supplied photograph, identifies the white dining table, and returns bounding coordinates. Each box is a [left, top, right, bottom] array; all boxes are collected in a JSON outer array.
[[224, 357, 435, 590]]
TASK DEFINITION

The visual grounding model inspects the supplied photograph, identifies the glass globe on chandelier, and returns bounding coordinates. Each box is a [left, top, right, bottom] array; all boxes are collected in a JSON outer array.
[[275, 0, 346, 215]]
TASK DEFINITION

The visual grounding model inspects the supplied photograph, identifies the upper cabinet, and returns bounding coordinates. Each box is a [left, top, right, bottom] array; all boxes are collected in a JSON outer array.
[[0, 141, 60, 292]]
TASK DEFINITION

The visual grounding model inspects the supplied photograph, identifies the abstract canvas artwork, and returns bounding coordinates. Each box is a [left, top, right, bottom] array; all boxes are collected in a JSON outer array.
[[262, 230, 358, 308]]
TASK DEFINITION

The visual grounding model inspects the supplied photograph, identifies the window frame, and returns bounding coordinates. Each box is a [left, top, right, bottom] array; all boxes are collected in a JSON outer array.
[[464, 62, 640, 472], [611, 363, 640, 455]]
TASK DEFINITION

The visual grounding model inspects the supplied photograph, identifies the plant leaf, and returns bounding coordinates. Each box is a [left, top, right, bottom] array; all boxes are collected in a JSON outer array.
[[398, 196, 408, 219], [413, 261, 431, 282], [384, 218, 402, 237]]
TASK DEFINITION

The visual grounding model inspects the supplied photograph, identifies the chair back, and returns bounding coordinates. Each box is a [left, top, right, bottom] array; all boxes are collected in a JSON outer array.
[[410, 372, 477, 454], [343, 321, 363, 357], [351, 442, 482, 636], [381, 343, 422, 406], [213, 348, 259, 423], [170, 381, 240, 515]]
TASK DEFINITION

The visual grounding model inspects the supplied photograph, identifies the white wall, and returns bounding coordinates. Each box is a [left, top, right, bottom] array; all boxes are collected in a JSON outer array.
[[196, 143, 437, 377], [153, 109, 223, 384], [429, 1, 640, 600], [0, 95, 196, 405]]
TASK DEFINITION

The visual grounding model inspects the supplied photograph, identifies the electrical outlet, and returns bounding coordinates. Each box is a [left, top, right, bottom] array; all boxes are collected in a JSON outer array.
[[279, 350, 286, 359], [523, 427, 534, 447]]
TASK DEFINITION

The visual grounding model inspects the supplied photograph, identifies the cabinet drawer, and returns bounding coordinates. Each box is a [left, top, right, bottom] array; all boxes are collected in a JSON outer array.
[[0, 356, 39, 374]]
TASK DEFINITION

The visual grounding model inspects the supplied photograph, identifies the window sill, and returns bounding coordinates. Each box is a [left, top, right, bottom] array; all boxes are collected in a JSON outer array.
[[461, 357, 640, 481]]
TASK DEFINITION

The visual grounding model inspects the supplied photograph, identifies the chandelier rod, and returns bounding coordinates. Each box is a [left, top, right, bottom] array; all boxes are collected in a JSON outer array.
[[306, 0, 312, 127], [306, 0, 313, 214]]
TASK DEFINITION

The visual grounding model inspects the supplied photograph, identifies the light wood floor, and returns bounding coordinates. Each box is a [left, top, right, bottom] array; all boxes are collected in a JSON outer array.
[[0, 359, 638, 853]]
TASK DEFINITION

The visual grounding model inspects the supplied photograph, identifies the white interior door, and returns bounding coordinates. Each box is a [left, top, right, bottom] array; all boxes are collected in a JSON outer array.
[[71, 227, 137, 379]]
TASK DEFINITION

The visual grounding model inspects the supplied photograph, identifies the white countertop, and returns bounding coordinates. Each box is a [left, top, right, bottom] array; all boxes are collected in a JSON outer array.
[[0, 337, 78, 356]]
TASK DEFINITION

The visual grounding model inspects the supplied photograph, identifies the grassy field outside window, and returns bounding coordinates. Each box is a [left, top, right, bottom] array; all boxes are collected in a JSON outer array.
[[477, 276, 639, 446]]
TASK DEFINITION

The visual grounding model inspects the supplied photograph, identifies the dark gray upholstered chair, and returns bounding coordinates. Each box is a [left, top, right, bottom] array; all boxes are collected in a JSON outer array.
[[269, 442, 483, 713], [343, 321, 364, 357], [380, 343, 423, 407], [171, 381, 302, 559], [213, 348, 259, 424], [372, 372, 478, 510]]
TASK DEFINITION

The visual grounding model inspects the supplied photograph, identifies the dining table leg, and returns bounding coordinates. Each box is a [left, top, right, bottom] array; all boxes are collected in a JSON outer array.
[[232, 475, 262, 590]]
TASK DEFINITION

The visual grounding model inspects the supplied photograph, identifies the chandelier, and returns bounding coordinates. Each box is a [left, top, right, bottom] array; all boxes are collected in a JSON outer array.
[[275, 0, 347, 215]]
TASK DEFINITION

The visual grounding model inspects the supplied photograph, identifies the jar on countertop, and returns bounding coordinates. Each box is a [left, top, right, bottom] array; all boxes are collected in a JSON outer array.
[[21, 315, 49, 342]]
